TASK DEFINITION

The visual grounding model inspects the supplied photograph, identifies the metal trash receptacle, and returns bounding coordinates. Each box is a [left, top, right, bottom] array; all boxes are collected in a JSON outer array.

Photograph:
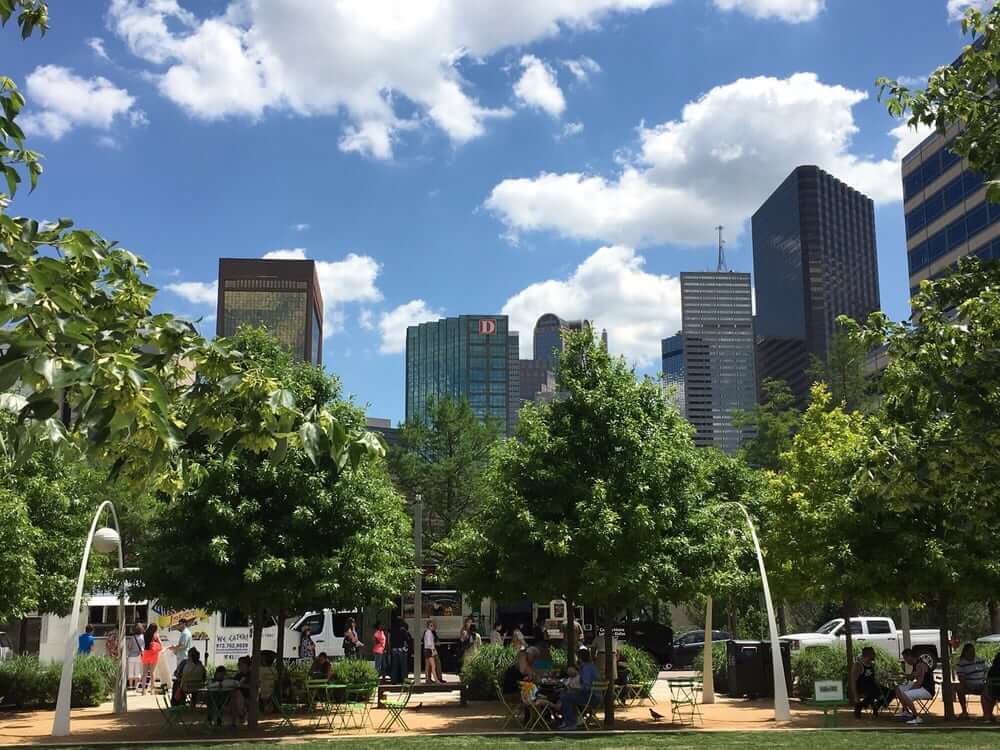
[[727, 640, 792, 699]]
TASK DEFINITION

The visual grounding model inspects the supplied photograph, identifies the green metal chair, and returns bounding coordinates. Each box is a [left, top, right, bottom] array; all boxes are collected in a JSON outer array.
[[518, 681, 553, 731], [580, 681, 608, 730], [666, 678, 703, 727], [344, 681, 377, 729], [377, 678, 414, 733], [495, 680, 522, 730]]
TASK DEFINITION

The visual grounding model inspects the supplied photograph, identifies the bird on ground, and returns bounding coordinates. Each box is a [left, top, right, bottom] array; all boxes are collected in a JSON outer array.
[[650, 708, 665, 720]]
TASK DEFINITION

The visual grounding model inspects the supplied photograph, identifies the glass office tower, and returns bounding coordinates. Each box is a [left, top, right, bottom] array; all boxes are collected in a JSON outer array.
[[678, 272, 756, 453], [216, 257, 324, 364], [405, 315, 521, 435], [752, 165, 879, 404], [661, 332, 685, 414]]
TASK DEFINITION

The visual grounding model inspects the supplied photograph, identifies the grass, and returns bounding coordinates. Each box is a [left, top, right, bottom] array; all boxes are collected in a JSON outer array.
[[68, 731, 1000, 750]]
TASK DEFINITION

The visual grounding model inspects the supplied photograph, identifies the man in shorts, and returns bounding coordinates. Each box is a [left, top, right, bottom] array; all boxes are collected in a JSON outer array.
[[895, 649, 935, 725]]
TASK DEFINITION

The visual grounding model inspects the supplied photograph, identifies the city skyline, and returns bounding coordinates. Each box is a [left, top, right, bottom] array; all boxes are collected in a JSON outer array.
[[6, 1, 977, 423]]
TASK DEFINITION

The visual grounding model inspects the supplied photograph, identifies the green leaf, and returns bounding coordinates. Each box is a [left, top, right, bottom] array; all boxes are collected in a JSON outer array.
[[20, 398, 59, 421], [267, 388, 295, 412], [299, 421, 321, 465], [32, 356, 55, 386], [0, 356, 23, 391]]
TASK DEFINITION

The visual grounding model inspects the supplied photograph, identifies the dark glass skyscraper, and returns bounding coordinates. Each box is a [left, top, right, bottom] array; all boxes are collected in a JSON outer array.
[[405, 315, 521, 435], [216, 257, 324, 364], [676, 272, 756, 453], [661, 332, 685, 413], [752, 165, 880, 404]]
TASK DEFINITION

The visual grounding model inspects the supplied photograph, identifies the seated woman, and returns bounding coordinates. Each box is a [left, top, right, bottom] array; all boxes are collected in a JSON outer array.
[[172, 647, 207, 706], [558, 647, 599, 729], [310, 652, 333, 680]]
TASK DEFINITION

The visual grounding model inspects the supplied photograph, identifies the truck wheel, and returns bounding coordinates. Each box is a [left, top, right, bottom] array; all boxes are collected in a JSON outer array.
[[912, 647, 937, 666]]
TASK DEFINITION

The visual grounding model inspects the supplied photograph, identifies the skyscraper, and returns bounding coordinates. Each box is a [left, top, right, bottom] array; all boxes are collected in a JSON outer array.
[[405, 315, 521, 435], [752, 165, 880, 404], [521, 314, 608, 404], [902, 127, 1000, 295], [676, 272, 756, 453], [216, 257, 324, 364], [661, 332, 685, 413]]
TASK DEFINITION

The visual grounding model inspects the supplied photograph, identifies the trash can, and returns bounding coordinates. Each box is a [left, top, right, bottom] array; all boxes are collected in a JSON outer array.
[[726, 640, 792, 699]]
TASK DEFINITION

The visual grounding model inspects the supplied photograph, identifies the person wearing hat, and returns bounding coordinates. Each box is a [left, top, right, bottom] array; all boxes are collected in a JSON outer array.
[[558, 647, 599, 729]]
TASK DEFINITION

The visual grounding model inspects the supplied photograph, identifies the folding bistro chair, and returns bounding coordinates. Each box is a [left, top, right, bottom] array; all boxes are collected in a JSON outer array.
[[495, 681, 523, 730], [344, 682, 376, 730], [580, 681, 608, 730], [258, 670, 293, 728], [667, 678, 703, 727], [377, 678, 414, 733], [518, 681, 553, 731], [635, 676, 658, 706]]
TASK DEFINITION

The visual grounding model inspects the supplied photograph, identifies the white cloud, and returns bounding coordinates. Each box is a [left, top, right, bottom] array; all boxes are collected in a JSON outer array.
[[106, 1, 837, 158], [87, 37, 111, 61], [890, 121, 935, 161], [896, 74, 929, 88], [165, 280, 218, 305], [261, 248, 382, 337], [379, 300, 445, 355], [560, 56, 602, 83], [947, 1, 992, 21], [96, 135, 120, 149], [486, 73, 913, 248], [558, 121, 585, 140], [713, 0, 825, 22], [292, 223, 310, 232], [19, 65, 138, 140], [358, 308, 375, 331], [502, 245, 680, 366], [513, 54, 566, 117]]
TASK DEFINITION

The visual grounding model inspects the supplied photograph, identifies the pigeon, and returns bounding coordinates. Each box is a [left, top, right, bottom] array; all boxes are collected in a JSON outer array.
[[411, 702, 423, 711], [650, 709, 665, 720]]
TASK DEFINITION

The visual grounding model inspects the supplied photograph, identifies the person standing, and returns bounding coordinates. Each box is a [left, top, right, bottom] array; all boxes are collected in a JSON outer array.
[[127, 624, 145, 691], [388, 619, 409, 684], [491, 622, 505, 645], [463, 624, 482, 668], [422, 619, 440, 684], [511, 624, 527, 651], [343, 617, 363, 659], [299, 626, 316, 661], [141, 624, 163, 694], [372, 622, 387, 679], [459, 617, 473, 663], [77, 624, 95, 655], [171, 618, 193, 663]]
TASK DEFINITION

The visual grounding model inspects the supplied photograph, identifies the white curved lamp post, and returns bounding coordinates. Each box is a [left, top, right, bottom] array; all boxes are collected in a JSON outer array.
[[51, 500, 126, 737], [703, 502, 790, 722]]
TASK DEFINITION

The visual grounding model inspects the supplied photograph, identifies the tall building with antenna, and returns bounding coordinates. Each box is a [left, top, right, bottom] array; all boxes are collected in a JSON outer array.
[[666, 228, 757, 453]]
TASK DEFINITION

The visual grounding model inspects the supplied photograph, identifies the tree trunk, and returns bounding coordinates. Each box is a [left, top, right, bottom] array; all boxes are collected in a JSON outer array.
[[247, 605, 264, 728], [777, 604, 787, 636], [939, 602, 954, 720], [603, 611, 615, 727], [727, 603, 737, 640], [16, 616, 27, 655], [842, 601, 856, 703], [989, 601, 1000, 635], [566, 599, 577, 669], [275, 607, 287, 699]]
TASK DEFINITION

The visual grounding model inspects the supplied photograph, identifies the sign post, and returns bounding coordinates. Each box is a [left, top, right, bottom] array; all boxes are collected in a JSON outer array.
[[414, 494, 423, 683]]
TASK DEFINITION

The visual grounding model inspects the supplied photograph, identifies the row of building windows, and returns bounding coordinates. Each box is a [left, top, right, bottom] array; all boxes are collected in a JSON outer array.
[[909, 236, 1000, 296], [902, 137, 961, 201], [907, 199, 1000, 274], [224, 278, 308, 290], [905, 169, 985, 238]]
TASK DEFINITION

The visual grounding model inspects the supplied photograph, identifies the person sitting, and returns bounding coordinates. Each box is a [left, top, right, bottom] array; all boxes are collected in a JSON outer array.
[[895, 648, 935, 725], [955, 643, 989, 718], [558, 647, 599, 729], [984, 652, 1000, 723], [310, 652, 333, 681], [517, 646, 539, 681], [172, 647, 206, 706], [851, 646, 883, 718]]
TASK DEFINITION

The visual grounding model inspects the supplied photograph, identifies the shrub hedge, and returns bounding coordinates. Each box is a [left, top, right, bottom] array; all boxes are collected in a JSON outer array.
[[0, 654, 115, 709], [791, 644, 898, 700]]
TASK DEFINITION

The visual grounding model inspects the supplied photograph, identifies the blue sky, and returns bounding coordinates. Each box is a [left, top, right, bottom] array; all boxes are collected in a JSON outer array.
[[5, 0, 988, 423]]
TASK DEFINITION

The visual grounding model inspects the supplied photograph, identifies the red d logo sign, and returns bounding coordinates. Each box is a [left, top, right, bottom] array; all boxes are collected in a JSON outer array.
[[479, 319, 497, 335]]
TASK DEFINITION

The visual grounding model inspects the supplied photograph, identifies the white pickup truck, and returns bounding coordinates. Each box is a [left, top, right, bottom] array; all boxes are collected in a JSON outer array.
[[781, 616, 944, 662]]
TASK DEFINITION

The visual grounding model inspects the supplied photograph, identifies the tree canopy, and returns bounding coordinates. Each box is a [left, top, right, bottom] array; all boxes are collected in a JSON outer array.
[[442, 330, 714, 725]]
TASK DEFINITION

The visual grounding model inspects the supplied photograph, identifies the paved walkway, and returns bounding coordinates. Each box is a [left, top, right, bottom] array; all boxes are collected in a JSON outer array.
[[0, 672, 991, 745]]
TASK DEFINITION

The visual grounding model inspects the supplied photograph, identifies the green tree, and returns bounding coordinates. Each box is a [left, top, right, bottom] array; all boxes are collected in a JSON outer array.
[[441, 331, 712, 726], [878, 3, 1000, 203], [733, 378, 800, 470], [852, 258, 1000, 718], [806, 324, 873, 413], [138, 328, 413, 726], [389, 396, 499, 566]]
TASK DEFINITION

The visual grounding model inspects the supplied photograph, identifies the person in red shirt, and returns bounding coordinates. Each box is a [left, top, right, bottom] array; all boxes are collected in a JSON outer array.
[[372, 622, 387, 681]]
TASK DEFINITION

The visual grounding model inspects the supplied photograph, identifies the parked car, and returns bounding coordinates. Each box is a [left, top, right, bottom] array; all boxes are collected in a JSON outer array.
[[670, 629, 732, 669], [976, 633, 1000, 644], [781, 616, 944, 662], [623, 621, 674, 667], [0, 631, 12, 661]]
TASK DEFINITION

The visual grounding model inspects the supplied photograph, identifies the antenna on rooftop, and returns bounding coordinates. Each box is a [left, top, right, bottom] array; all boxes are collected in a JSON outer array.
[[715, 225, 728, 273]]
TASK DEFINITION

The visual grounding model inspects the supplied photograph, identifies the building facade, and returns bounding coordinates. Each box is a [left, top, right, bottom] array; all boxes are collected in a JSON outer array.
[[216, 257, 323, 365], [661, 332, 686, 414], [405, 315, 521, 435], [902, 125, 1000, 295], [751, 165, 880, 404], [677, 272, 756, 453]]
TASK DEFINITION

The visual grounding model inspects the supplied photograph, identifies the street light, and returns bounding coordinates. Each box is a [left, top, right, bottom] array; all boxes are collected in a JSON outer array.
[[51, 501, 126, 737], [703, 502, 790, 722]]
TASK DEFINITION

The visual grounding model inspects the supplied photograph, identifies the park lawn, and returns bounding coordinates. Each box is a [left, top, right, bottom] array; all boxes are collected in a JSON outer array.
[[77, 731, 999, 750]]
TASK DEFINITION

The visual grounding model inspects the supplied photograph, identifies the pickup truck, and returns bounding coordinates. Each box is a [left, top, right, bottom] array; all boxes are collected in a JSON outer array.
[[780, 616, 944, 662]]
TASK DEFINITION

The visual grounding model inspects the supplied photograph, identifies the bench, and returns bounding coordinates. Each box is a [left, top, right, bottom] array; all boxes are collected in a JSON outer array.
[[377, 682, 468, 708]]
